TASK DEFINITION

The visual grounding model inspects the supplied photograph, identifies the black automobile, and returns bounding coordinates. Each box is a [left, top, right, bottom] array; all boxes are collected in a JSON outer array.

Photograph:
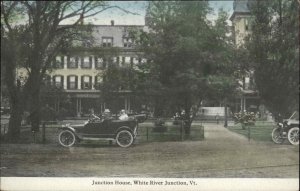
[[272, 111, 299, 145], [58, 114, 145, 148]]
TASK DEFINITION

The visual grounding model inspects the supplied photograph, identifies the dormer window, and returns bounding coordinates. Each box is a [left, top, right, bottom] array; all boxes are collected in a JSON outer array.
[[123, 37, 133, 47], [102, 37, 113, 47]]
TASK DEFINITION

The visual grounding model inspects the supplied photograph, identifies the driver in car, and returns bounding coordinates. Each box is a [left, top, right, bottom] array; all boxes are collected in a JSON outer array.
[[89, 108, 101, 122]]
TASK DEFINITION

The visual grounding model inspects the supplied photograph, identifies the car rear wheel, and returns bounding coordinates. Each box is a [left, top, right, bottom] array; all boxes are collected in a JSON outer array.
[[58, 130, 76, 147], [116, 130, 134, 148], [288, 127, 299, 145], [271, 127, 284, 144]]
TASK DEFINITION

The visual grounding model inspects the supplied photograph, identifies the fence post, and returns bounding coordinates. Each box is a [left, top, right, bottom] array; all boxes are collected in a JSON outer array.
[[32, 131, 36, 143], [146, 126, 149, 141], [248, 125, 250, 142], [42, 122, 46, 144], [181, 120, 184, 141]]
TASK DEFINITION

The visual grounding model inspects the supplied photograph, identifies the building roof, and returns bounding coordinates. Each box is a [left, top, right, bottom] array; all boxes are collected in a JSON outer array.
[[62, 24, 148, 48], [230, 0, 251, 21]]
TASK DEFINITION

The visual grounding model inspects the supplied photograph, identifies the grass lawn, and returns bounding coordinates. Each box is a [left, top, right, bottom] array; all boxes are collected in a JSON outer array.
[[228, 121, 276, 142], [138, 123, 204, 142]]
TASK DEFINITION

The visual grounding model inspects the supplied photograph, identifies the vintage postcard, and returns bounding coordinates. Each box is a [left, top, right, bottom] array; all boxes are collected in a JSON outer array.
[[1, 1, 299, 191]]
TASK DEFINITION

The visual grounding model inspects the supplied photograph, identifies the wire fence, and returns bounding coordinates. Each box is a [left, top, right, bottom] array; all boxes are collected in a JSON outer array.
[[1, 118, 204, 144]]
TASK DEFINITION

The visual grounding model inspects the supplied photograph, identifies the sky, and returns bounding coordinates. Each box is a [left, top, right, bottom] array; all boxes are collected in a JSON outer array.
[[61, 1, 234, 26]]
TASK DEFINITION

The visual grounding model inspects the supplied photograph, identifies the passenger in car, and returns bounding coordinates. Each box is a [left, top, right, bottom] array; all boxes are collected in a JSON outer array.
[[119, 109, 128, 120]]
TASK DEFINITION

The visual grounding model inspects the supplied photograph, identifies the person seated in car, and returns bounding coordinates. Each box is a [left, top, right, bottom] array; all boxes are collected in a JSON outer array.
[[119, 109, 129, 120], [102, 109, 112, 120], [89, 108, 101, 122]]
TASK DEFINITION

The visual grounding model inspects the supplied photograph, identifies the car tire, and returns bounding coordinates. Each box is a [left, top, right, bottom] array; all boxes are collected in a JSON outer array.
[[116, 130, 134, 148], [287, 127, 299, 145], [58, 130, 76, 147], [271, 127, 284, 144]]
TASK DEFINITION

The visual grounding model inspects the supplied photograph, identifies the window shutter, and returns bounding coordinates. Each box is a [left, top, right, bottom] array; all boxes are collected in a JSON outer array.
[[61, 56, 64, 68], [81, 57, 84, 68], [81, 76, 84, 89], [94, 76, 97, 89], [89, 76, 92, 89], [61, 76, 64, 89], [67, 76, 70, 89], [95, 56, 98, 68], [75, 57, 78, 68], [67, 56, 70, 68], [75, 76, 78, 89], [52, 76, 56, 85], [89, 56, 92, 68]]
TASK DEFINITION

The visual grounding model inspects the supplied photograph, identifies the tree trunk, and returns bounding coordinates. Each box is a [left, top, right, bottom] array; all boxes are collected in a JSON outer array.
[[154, 97, 164, 117], [7, 98, 23, 142], [184, 107, 191, 136], [28, 73, 42, 132], [29, 90, 41, 132], [224, 99, 228, 128]]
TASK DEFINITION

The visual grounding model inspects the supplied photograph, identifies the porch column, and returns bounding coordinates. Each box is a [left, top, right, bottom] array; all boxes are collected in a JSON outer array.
[[240, 97, 243, 112], [64, 56, 67, 68], [128, 97, 131, 112], [91, 55, 95, 69], [63, 76, 67, 90], [79, 98, 82, 114], [125, 97, 127, 112], [78, 75, 81, 89], [76, 98, 79, 116], [243, 98, 246, 111], [91, 75, 95, 90]]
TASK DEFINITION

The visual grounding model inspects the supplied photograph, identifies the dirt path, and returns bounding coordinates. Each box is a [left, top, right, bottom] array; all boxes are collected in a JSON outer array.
[[0, 123, 299, 177]]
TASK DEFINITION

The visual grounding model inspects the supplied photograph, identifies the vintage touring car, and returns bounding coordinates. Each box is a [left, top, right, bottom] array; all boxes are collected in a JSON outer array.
[[58, 114, 146, 148]]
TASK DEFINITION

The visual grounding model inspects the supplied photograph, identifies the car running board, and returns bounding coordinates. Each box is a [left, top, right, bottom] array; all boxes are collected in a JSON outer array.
[[81, 137, 115, 141]]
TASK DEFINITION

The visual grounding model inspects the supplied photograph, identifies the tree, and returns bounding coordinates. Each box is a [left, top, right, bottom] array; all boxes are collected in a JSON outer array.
[[136, 2, 237, 135], [245, 0, 299, 120], [1, 1, 136, 141]]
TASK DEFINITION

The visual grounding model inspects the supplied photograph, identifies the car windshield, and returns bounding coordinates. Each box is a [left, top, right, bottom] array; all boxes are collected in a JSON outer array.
[[289, 111, 299, 120]]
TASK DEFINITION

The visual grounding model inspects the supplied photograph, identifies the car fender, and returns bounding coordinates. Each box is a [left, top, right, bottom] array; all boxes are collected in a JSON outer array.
[[59, 126, 81, 140], [115, 126, 134, 135]]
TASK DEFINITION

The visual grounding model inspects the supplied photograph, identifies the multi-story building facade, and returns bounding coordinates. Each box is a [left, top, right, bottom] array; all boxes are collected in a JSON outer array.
[[230, 0, 260, 114], [17, 21, 148, 117]]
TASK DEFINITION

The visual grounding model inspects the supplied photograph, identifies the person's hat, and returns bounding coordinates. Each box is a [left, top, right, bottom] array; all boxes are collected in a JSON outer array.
[[104, 109, 110, 113], [121, 109, 125, 112]]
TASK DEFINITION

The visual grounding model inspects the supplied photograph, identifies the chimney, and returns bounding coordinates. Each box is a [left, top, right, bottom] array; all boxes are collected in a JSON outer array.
[[111, 20, 114, 26]]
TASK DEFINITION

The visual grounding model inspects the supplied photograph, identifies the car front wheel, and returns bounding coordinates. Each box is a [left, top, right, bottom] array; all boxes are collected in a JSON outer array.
[[58, 130, 76, 147], [271, 127, 285, 144], [288, 127, 299, 145], [116, 130, 134, 148]]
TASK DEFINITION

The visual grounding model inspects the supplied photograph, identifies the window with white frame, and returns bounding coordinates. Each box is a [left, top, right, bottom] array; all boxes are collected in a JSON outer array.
[[95, 57, 105, 69], [53, 56, 64, 68], [68, 56, 78, 68], [82, 76, 91, 89], [68, 75, 77, 89], [94, 75, 102, 89], [54, 76, 63, 88], [132, 57, 139, 65], [81, 56, 91, 68]]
